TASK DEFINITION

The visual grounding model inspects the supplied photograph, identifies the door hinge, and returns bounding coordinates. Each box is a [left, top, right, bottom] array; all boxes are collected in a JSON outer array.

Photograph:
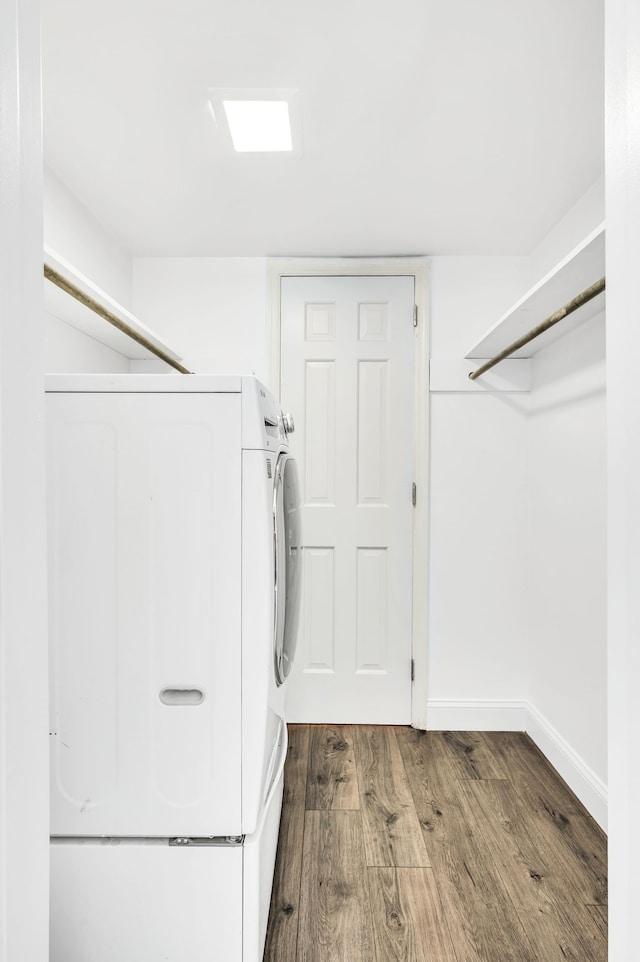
[[411, 658, 415, 682], [413, 304, 418, 327], [412, 482, 417, 506]]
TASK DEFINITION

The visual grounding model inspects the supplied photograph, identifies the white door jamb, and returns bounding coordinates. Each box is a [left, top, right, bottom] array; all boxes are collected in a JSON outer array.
[[267, 257, 430, 730]]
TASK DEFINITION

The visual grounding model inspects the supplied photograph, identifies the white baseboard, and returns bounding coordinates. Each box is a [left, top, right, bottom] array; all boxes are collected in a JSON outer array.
[[426, 699, 527, 731], [526, 703, 608, 831], [425, 698, 608, 830]]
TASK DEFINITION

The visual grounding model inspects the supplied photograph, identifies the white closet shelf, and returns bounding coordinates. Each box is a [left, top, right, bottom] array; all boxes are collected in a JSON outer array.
[[465, 223, 605, 360], [43, 246, 184, 363]]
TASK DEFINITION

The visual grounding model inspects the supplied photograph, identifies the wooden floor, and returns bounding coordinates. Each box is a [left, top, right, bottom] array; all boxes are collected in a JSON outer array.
[[264, 726, 607, 962]]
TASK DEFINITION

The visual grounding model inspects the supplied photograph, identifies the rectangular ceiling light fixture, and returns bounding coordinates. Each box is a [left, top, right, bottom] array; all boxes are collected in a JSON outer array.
[[208, 88, 302, 156], [223, 100, 292, 152]]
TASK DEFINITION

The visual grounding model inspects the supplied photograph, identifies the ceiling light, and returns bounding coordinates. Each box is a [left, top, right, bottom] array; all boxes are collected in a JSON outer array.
[[223, 100, 292, 153], [208, 88, 302, 156]]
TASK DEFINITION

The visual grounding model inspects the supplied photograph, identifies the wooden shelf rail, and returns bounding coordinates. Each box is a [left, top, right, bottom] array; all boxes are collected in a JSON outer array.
[[468, 276, 606, 381], [44, 263, 192, 375]]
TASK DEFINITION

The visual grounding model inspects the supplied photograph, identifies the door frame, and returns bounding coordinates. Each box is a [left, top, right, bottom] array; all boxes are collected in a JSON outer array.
[[266, 257, 430, 730]]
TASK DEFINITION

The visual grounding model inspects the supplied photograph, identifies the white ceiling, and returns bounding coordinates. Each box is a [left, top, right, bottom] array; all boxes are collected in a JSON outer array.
[[41, 0, 604, 258]]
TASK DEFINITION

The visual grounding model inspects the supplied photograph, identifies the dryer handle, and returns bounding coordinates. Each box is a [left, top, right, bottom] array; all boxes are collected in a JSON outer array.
[[262, 717, 288, 821], [272, 454, 301, 686]]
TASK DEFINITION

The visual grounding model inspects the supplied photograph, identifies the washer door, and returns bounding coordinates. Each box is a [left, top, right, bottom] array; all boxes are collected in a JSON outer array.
[[273, 454, 301, 685]]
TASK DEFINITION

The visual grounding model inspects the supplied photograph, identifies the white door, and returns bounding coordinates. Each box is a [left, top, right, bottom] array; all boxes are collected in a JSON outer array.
[[281, 275, 415, 723]]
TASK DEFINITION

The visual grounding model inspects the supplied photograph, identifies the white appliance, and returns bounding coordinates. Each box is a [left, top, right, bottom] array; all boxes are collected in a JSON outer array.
[[45, 375, 301, 962]]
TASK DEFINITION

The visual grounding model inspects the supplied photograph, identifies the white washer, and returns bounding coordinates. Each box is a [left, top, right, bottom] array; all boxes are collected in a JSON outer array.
[[45, 374, 301, 962]]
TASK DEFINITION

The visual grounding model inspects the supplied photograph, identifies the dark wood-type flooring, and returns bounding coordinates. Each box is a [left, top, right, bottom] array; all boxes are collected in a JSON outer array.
[[264, 726, 607, 962]]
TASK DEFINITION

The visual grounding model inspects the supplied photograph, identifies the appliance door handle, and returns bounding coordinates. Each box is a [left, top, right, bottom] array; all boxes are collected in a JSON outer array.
[[273, 455, 287, 684], [262, 717, 288, 821], [246, 718, 288, 844]]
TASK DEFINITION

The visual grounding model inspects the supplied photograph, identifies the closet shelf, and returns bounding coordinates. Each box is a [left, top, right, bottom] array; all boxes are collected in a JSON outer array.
[[465, 222, 605, 361], [43, 246, 186, 365]]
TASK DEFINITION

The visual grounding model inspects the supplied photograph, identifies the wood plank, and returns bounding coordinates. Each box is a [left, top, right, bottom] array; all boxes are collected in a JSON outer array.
[[482, 731, 583, 814], [438, 730, 507, 780], [455, 776, 551, 903], [297, 811, 374, 962], [585, 904, 608, 940], [366, 868, 458, 962], [542, 813, 607, 905], [263, 725, 309, 962], [392, 729, 448, 848], [354, 726, 430, 867], [396, 727, 539, 962], [483, 732, 607, 904], [305, 725, 359, 810], [456, 778, 607, 962]]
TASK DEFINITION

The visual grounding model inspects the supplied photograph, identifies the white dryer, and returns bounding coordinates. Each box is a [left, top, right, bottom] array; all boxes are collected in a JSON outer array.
[[45, 374, 301, 962]]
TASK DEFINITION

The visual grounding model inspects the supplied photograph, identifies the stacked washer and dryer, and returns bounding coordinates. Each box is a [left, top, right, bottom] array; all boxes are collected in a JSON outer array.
[[45, 375, 301, 962]]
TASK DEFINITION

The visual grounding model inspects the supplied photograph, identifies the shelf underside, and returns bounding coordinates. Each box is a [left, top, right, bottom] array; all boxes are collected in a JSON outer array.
[[466, 226, 605, 360]]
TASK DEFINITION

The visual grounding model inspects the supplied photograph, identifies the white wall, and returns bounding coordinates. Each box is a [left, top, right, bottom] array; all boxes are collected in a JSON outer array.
[[43, 166, 133, 372], [606, 0, 640, 954], [521, 179, 607, 825], [44, 166, 132, 306], [132, 258, 268, 380], [526, 314, 607, 808], [427, 179, 608, 830], [427, 256, 531, 727], [44, 314, 131, 374], [0, 0, 49, 957]]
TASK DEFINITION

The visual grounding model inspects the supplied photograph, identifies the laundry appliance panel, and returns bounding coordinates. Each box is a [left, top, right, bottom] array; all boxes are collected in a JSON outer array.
[[46, 374, 300, 962], [50, 720, 287, 962], [47, 389, 243, 837]]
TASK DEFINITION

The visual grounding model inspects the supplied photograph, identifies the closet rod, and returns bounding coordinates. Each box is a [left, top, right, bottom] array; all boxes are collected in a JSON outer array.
[[44, 264, 193, 375], [468, 276, 606, 381]]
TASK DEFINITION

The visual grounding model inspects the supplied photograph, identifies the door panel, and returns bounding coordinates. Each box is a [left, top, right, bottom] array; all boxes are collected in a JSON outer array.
[[50, 842, 243, 962], [281, 275, 415, 723], [47, 392, 242, 836]]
